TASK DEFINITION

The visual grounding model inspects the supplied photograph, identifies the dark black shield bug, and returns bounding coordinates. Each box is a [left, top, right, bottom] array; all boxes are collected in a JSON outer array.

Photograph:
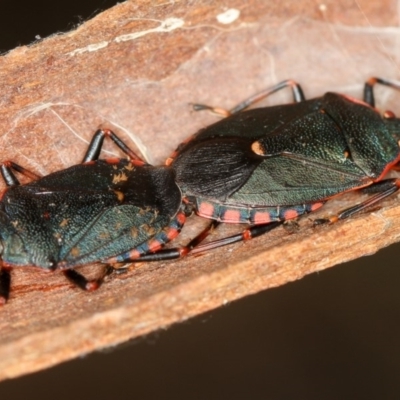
[[164, 77, 400, 252], [0, 129, 185, 304]]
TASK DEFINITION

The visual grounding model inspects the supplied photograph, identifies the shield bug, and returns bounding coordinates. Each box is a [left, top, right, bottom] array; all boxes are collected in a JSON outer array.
[[163, 77, 400, 253], [3, 77, 400, 303], [0, 129, 184, 304]]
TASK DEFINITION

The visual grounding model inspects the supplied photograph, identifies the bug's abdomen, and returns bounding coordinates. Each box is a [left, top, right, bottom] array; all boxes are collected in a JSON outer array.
[[194, 197, 324, 224]]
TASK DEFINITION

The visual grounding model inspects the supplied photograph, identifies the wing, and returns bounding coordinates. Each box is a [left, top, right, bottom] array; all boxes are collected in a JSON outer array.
[[228, 155, 370, 206]]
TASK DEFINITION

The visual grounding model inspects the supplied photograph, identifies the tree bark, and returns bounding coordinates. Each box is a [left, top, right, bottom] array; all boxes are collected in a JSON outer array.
[[0, 0, 399, 380]]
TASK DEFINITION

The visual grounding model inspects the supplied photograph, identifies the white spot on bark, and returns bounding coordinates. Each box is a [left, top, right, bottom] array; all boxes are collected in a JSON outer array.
[[114, 18, 184, 43], [67, 41, 109, 56], [216, 9, 240, 25]]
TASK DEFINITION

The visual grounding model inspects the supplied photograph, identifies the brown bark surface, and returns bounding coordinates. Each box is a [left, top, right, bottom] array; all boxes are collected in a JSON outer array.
[[0, 0, 399, 380]]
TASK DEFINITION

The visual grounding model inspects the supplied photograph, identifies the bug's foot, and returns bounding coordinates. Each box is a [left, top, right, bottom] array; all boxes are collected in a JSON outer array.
[[64, 265, 115, 292], [88, 265, 117, 288], [106, 264, 131, 276], [112, 267, 130, 275], [314, 218, 329, 225], [283, 220, 300, 234], [190, 103, 231, 117], [313, 216, 339, 226]]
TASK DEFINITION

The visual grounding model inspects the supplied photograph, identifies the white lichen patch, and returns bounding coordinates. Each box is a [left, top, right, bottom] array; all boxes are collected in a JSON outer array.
[[216, 9, 240, 25], [67, 41, 109, 56], [114, 18, 184, 43]]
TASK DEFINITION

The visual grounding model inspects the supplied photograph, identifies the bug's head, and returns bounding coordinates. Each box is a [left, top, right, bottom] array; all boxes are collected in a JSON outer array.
[[0, 210, 57, 270]]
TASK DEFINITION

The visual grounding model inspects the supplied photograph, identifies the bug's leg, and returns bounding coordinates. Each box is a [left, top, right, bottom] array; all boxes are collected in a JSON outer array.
[[120, 221, 284, 262], [191, 221, 284, 255], [82, 129, 145, 163], [364, 77, 400, 107], [192, 79, 306, 117], [357, 180, 397, 195], [63, 266, 114, 291], [0, 267, 11, 305], [314, 179, 400, 225], [0, 161, 41, 186]]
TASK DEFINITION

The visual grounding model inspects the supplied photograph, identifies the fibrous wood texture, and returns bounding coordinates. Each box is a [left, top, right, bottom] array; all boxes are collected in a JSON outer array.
[[1, 0, 400, 380]]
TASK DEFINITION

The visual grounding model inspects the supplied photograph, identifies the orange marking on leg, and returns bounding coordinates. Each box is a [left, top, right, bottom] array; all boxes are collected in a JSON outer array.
[[242, 230, 252, 240], [102, 128, 112, 136], [284, 209, 299, 220], [86, 281, 100, 291], [179, 248, 190, 257]]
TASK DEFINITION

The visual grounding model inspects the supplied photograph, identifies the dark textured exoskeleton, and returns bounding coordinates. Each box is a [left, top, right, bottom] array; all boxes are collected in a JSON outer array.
[[0, 130, 185, 303], [3, 77, 400, 304], [165, 77, 400, 252]]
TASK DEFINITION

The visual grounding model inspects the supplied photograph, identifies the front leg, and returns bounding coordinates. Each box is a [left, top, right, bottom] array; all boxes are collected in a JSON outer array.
[[0, 267, 11, 305], [63, 265, 114, 291]]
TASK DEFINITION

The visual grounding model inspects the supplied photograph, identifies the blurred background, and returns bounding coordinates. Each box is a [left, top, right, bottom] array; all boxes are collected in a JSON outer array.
[[1, 1, 400, 399]]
